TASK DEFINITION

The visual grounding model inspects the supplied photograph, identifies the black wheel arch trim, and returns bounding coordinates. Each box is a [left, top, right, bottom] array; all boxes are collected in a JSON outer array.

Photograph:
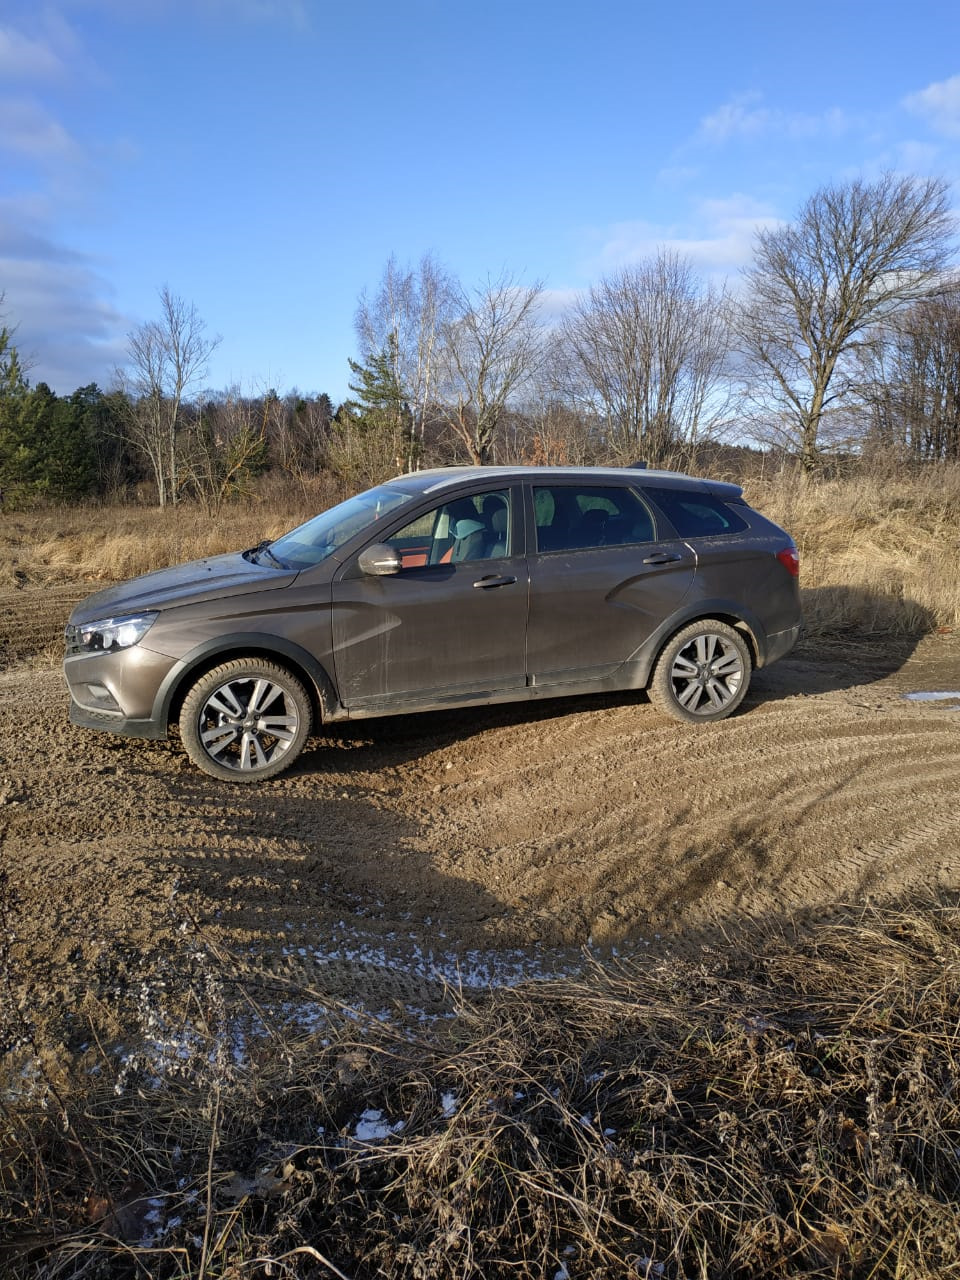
[[151, 633, 340, 731], [631, 599, 768, 685]]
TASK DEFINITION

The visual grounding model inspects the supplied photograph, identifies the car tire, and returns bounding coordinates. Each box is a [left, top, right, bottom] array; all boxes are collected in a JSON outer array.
[[648, 620, 751, 724], [179, 658, 313, 782]]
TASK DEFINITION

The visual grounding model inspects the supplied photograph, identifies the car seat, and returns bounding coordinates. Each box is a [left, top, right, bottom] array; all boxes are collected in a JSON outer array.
[[450, 517, 489, 562]]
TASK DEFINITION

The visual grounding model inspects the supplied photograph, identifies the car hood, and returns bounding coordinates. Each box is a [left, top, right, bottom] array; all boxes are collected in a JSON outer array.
[[68, 552, 298, 624]]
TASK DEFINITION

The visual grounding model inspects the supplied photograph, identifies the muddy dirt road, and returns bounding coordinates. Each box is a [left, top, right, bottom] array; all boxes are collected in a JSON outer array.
[[3, 583, 960, 1046]]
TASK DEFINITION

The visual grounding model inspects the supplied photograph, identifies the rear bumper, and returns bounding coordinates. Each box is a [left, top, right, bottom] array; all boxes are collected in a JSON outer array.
[[762, 622, 801, 667]]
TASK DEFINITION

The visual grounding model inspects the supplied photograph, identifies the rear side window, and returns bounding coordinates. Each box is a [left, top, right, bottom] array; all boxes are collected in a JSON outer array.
[[645, 487, 748, 538], [533, 485, 655, 553]]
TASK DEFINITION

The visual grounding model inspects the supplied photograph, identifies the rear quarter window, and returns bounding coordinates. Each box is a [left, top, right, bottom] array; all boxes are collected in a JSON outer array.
[[645, 487, 748, 537]]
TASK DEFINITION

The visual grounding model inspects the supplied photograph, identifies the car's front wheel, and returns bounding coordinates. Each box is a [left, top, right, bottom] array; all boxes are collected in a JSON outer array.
[[179, 659, 313, 782], [648, 620, 751, 723]]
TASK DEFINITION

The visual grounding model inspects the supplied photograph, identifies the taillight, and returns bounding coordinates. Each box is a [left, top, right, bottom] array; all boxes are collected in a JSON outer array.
[[776, 546, 800, 577]]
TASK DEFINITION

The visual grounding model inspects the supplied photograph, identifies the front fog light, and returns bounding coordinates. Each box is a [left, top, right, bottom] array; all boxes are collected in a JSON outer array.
[[83, 683, 120, 709]]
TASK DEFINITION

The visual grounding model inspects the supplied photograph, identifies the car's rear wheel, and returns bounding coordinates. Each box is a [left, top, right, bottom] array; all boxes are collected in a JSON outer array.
[[179, 658, 312, 782], [649, 620, 751, 723]]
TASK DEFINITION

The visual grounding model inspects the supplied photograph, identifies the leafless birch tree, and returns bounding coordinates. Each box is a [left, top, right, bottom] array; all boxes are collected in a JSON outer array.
[[736, 173, 954, 471], [561, 252, 732, 468], [355, 254, 455, 468], [437, 273, 544, 465], [118, 287, 220, 505]]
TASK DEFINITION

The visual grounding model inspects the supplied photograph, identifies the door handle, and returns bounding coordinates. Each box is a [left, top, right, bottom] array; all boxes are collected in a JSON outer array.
[[473, 574, 517, 588], [642, 552, 682, 565]]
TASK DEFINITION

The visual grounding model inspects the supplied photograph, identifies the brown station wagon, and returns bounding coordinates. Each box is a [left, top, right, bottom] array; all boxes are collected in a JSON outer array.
[[64, 466, 802, 782]]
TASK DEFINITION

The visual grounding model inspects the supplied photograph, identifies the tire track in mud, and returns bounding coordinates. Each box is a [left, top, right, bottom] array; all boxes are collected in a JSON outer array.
[[397, 689, 960, 940], [3, 625, 960, 1040], [0, 584, 88, 667]]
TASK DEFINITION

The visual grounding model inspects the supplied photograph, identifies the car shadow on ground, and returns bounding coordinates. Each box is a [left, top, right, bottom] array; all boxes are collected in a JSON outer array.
[[750, 585, 934, 703]]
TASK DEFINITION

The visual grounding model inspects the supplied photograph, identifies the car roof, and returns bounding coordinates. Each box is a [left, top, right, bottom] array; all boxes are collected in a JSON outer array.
[[383, 465, 743, 499]]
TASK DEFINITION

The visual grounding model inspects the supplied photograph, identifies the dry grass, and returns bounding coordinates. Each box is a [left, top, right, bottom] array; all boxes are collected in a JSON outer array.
[[746, 466, 960, 635], [3, 466, 958, 636], [3, 471, 960, 1274], [2, 903, 960, 1278], [0, 501, 318, 586]]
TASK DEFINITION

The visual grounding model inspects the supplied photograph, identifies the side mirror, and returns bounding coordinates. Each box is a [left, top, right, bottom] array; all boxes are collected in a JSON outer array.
[[357, 543, 402, 576]]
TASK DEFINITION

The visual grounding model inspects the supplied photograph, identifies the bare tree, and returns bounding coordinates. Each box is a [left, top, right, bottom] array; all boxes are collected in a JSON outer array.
[[355, 254, 455, 468], [266, 392, 333, 496], [183, 389, 268, 514], [736, 173, 954, 471], [503, 332, 602, 465], [855, 281, 960, 462], [561, 252, 732, 468], [437, 273, 544, 465], [118, 287, 220, 505]]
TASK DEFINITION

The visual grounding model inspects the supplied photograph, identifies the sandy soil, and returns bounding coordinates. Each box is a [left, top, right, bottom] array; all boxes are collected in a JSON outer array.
[[3, 581, 960, 1049]]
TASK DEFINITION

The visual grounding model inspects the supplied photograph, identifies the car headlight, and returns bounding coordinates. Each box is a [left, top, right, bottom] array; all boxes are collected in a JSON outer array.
[[66, 612, 159, 655]]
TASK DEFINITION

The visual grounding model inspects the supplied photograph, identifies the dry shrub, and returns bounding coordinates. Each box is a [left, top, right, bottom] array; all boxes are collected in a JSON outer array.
[[1, 497, 319, 585], [3, 904, 960, 1278], [746, 466, 960, 634], [2, 465, 959, 637]]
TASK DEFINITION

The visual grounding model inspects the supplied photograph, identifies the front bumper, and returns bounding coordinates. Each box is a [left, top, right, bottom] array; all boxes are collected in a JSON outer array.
[[68, 699, 168, 740], [63, 644, 177, 740]]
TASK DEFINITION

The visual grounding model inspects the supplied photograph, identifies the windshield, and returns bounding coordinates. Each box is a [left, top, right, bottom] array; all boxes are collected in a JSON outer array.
[[267, 485, 416, 569]]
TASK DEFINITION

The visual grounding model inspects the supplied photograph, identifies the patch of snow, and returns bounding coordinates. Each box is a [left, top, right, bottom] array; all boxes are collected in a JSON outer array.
[[903, 690, 960, 706], [137, 1196, 167, 1247], [353, 1108, 404, 1141]]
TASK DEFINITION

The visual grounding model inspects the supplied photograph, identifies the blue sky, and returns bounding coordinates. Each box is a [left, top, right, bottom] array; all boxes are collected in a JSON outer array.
[[2, 0, 959, 402]]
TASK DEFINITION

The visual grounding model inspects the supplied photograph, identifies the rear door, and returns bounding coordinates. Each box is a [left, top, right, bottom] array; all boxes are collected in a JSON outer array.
[[524, 481, 695, 686]]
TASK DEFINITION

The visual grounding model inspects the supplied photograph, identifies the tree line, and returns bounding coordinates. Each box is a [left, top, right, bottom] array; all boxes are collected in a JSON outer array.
[[1, 171, 957, 510]]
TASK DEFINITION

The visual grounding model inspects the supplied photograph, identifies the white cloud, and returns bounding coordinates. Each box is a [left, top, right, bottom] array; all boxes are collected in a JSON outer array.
[[537, 286, 580, 324], [0, 199, 129, 393], [589, 194, 783, 283], [891, 139, 946, 173], [699, 92, 852, 144], [0, 97, 81, 159], [700, 94, 773, 142], [903, 74, 960, 138], [0, 23, 65, 80]]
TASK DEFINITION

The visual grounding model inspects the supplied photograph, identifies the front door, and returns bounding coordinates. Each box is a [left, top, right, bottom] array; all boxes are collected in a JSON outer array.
[[331, 487, 528, 709]]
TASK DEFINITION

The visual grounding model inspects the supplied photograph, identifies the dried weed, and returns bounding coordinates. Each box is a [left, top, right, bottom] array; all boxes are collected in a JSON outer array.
[[4, 465, 959, 637], [2, 901, 960, 1278]]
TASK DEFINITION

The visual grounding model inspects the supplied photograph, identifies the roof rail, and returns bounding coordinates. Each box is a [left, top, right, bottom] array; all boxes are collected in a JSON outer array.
[[624, 460, 648, 469]]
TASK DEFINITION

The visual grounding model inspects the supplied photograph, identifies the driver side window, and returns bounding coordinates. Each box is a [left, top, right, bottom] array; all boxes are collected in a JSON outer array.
[[387, 490, 511, 567]]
